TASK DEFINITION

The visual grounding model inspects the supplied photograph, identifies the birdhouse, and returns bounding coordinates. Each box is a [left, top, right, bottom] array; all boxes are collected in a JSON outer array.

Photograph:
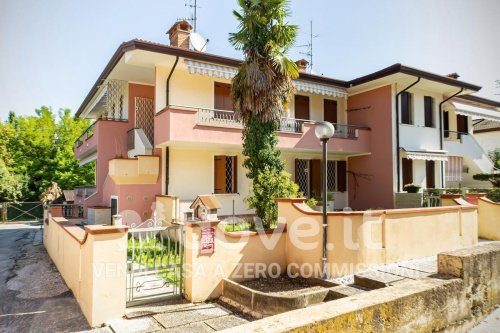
[[189, 195, 222, 221]]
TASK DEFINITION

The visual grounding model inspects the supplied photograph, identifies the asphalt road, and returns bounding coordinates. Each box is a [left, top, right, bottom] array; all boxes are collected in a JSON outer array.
[[0, 223, 89, 333]]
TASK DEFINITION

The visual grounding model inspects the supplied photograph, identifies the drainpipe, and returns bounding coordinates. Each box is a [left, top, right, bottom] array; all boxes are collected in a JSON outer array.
[[166, 56, 179, 108], [395, 77, 421, 192], [438, 88, 464, 188]]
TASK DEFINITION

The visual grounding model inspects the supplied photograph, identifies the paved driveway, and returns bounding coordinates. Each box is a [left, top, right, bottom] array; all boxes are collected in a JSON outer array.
[[0, 223, 89, 333]]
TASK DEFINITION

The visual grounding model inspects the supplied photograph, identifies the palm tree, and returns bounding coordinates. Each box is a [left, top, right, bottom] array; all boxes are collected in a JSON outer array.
[[230, 0, 300, 228]]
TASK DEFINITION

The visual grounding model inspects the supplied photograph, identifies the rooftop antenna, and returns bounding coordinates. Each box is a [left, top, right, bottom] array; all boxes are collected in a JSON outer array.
[[295, 21, 319, 72], [185, 0, 201, 32]]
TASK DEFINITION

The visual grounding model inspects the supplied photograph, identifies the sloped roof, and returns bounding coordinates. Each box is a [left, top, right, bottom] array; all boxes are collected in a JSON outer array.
[[190, 195, 222, 210], [62, 190, 75, 202], [473, 119, 500, 133]]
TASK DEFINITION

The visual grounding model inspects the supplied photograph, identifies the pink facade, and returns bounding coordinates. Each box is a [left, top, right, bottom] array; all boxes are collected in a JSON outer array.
[[347, 85, 394, 209], [75, 84, 161, 219], [154, 107, 371, 154]]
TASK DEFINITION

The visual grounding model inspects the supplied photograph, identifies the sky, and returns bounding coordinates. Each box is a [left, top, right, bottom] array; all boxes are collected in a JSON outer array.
[[0, 0, 499, 119]]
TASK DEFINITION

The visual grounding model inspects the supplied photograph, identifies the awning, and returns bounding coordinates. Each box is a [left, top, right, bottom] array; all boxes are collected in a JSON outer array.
[[185, 60, 238, 79], [453, 102, 500, 121], [184, 59, 348, 98], [401, 148, 448, 162], [293, 80, 347, 98]]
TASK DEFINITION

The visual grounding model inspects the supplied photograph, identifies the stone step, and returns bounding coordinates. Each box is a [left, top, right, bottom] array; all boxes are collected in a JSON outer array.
[[353, 271, 407, 289], [324, 285, 366, 301], [125, 298, 193, 319]]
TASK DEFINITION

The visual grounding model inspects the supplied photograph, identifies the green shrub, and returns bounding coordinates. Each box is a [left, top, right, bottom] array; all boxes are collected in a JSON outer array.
[[245, 168, 300, 229], [403, 183, 421, 193], [305, 197, 318, 208]]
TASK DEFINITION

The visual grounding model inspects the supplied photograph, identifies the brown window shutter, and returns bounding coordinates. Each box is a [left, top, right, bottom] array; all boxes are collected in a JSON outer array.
[[337, 161, 347, 192], [323, 99, 338, 123], [443, 111, 450, 137], [424, 96, 433, 127], [214, 82, 233, 111], [402, 158, 413, 187], [426, 160, 435, 188], [294, 95, 310, 120], [401, 92, 411, 125], [231, 156, 238, 193], [309, 159, 322, 199], [214, 156, 227, 194]]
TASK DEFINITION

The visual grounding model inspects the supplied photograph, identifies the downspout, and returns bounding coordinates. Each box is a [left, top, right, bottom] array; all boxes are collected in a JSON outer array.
[[438, 88, 464, 188], [395, 77, 421, 192], [166, 56, 179, 108]]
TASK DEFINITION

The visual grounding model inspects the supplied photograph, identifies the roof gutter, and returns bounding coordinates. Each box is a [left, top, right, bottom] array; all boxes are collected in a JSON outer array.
[[395, 77, 421, 193], [439, 88, 464, 187], [166, 56, 179, 108]]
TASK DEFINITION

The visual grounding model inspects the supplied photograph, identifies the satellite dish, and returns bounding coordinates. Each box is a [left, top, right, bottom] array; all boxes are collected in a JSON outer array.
[[190, 32, 209, 52]]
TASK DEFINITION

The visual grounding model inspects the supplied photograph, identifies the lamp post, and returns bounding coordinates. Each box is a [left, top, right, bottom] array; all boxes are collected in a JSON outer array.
[[314, 121, 335, 279]]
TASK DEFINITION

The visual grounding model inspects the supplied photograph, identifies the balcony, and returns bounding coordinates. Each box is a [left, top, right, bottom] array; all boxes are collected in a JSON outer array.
[[74, 119, 130, 162], [444, 130, 468, 142], [155, 106, 371, 154], [108, 155, 160, 185], [197, 108, 362, 139]]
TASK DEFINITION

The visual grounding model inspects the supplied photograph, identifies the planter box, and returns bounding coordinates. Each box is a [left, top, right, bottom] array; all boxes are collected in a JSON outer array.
[[465, 193, 487, 205], [394, 192, 423, 209]]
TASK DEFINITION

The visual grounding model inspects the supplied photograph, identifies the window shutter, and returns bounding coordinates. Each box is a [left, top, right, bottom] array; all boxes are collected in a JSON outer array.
[[214, 156, 226, 194], [426, 160, 435, 188], [443, 111, 450, 137], [424, 96, 433, 127], [337, 161, 347, 192], [231, 155, 238, 193], [401, 92, 410, 124], [402, 158, 413, 187]]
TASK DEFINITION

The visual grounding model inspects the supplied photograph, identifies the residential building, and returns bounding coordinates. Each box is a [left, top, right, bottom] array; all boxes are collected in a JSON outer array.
[[73, 21, 500, 221]]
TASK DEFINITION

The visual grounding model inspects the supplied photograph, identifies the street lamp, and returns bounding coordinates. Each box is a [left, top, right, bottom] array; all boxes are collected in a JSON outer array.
[[314, 121, 335, 279]]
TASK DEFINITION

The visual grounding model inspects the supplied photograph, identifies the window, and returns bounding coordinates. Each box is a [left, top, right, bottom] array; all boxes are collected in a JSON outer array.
[[323, 99, 338, 123], [424, 96, 434, 127], [401, 92, 412, 125], [426, 160, 435, 188], [445, 156, 463, 182], [214, 82, 233, 111], [294, 95, 310, 120], [443, 111, 450, 138], [295, 159, 346, 198], [402, 158, 413, 187], [214, 155, 237, 194]]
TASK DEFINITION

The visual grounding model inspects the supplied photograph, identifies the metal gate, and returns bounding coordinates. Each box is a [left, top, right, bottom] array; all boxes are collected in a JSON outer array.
[[126, 221, 185, 306], [1, 202, 43, 223]]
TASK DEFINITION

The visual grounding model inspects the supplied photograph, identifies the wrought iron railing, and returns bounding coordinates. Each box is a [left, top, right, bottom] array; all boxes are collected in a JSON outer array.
[[50, 204, 84, 218], [444, 130, 468, 141], [74, 122, 96, 149], [196, 108, 364, 138], [75, 186, 95, 198]]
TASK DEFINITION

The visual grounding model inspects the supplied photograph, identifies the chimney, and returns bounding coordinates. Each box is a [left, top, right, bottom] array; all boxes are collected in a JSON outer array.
[[446, 72, 460, 79], [167, 20, 193, 49], [295, 59, 309, 73]]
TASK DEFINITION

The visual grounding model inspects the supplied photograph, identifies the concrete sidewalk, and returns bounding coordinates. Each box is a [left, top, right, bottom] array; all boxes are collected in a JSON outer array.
[[0, 223, 89, 333]]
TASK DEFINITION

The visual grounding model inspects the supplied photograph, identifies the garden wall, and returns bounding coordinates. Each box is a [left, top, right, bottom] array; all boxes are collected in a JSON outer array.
[[43, 212, 128, 326], [477, 197, 500, 240], [278, 198, 477, 277], [184, 221, 287, 302]]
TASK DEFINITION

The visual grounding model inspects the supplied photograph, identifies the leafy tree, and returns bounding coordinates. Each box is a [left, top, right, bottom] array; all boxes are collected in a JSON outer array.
[[489, 149, 500, 169], [230, 0, 300, 228], [0, 107, 94, 201], [0, 159, 28, 201]]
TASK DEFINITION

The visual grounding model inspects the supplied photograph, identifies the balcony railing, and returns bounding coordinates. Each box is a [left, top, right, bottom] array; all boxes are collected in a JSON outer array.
[[75, 186, 96, 198], [75, 122, 95, 149], [196, 108, 363, 138], [444, 130, 468, 142]]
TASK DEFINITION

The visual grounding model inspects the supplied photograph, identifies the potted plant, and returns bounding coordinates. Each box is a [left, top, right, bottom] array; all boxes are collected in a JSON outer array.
[[403, 183, 421, 193]]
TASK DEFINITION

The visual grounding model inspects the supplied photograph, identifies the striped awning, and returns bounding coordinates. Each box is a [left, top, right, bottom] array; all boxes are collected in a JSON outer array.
[[401, 148, 448, 162], [453, 102, 500, 121], [184, 59, 348, 98]]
